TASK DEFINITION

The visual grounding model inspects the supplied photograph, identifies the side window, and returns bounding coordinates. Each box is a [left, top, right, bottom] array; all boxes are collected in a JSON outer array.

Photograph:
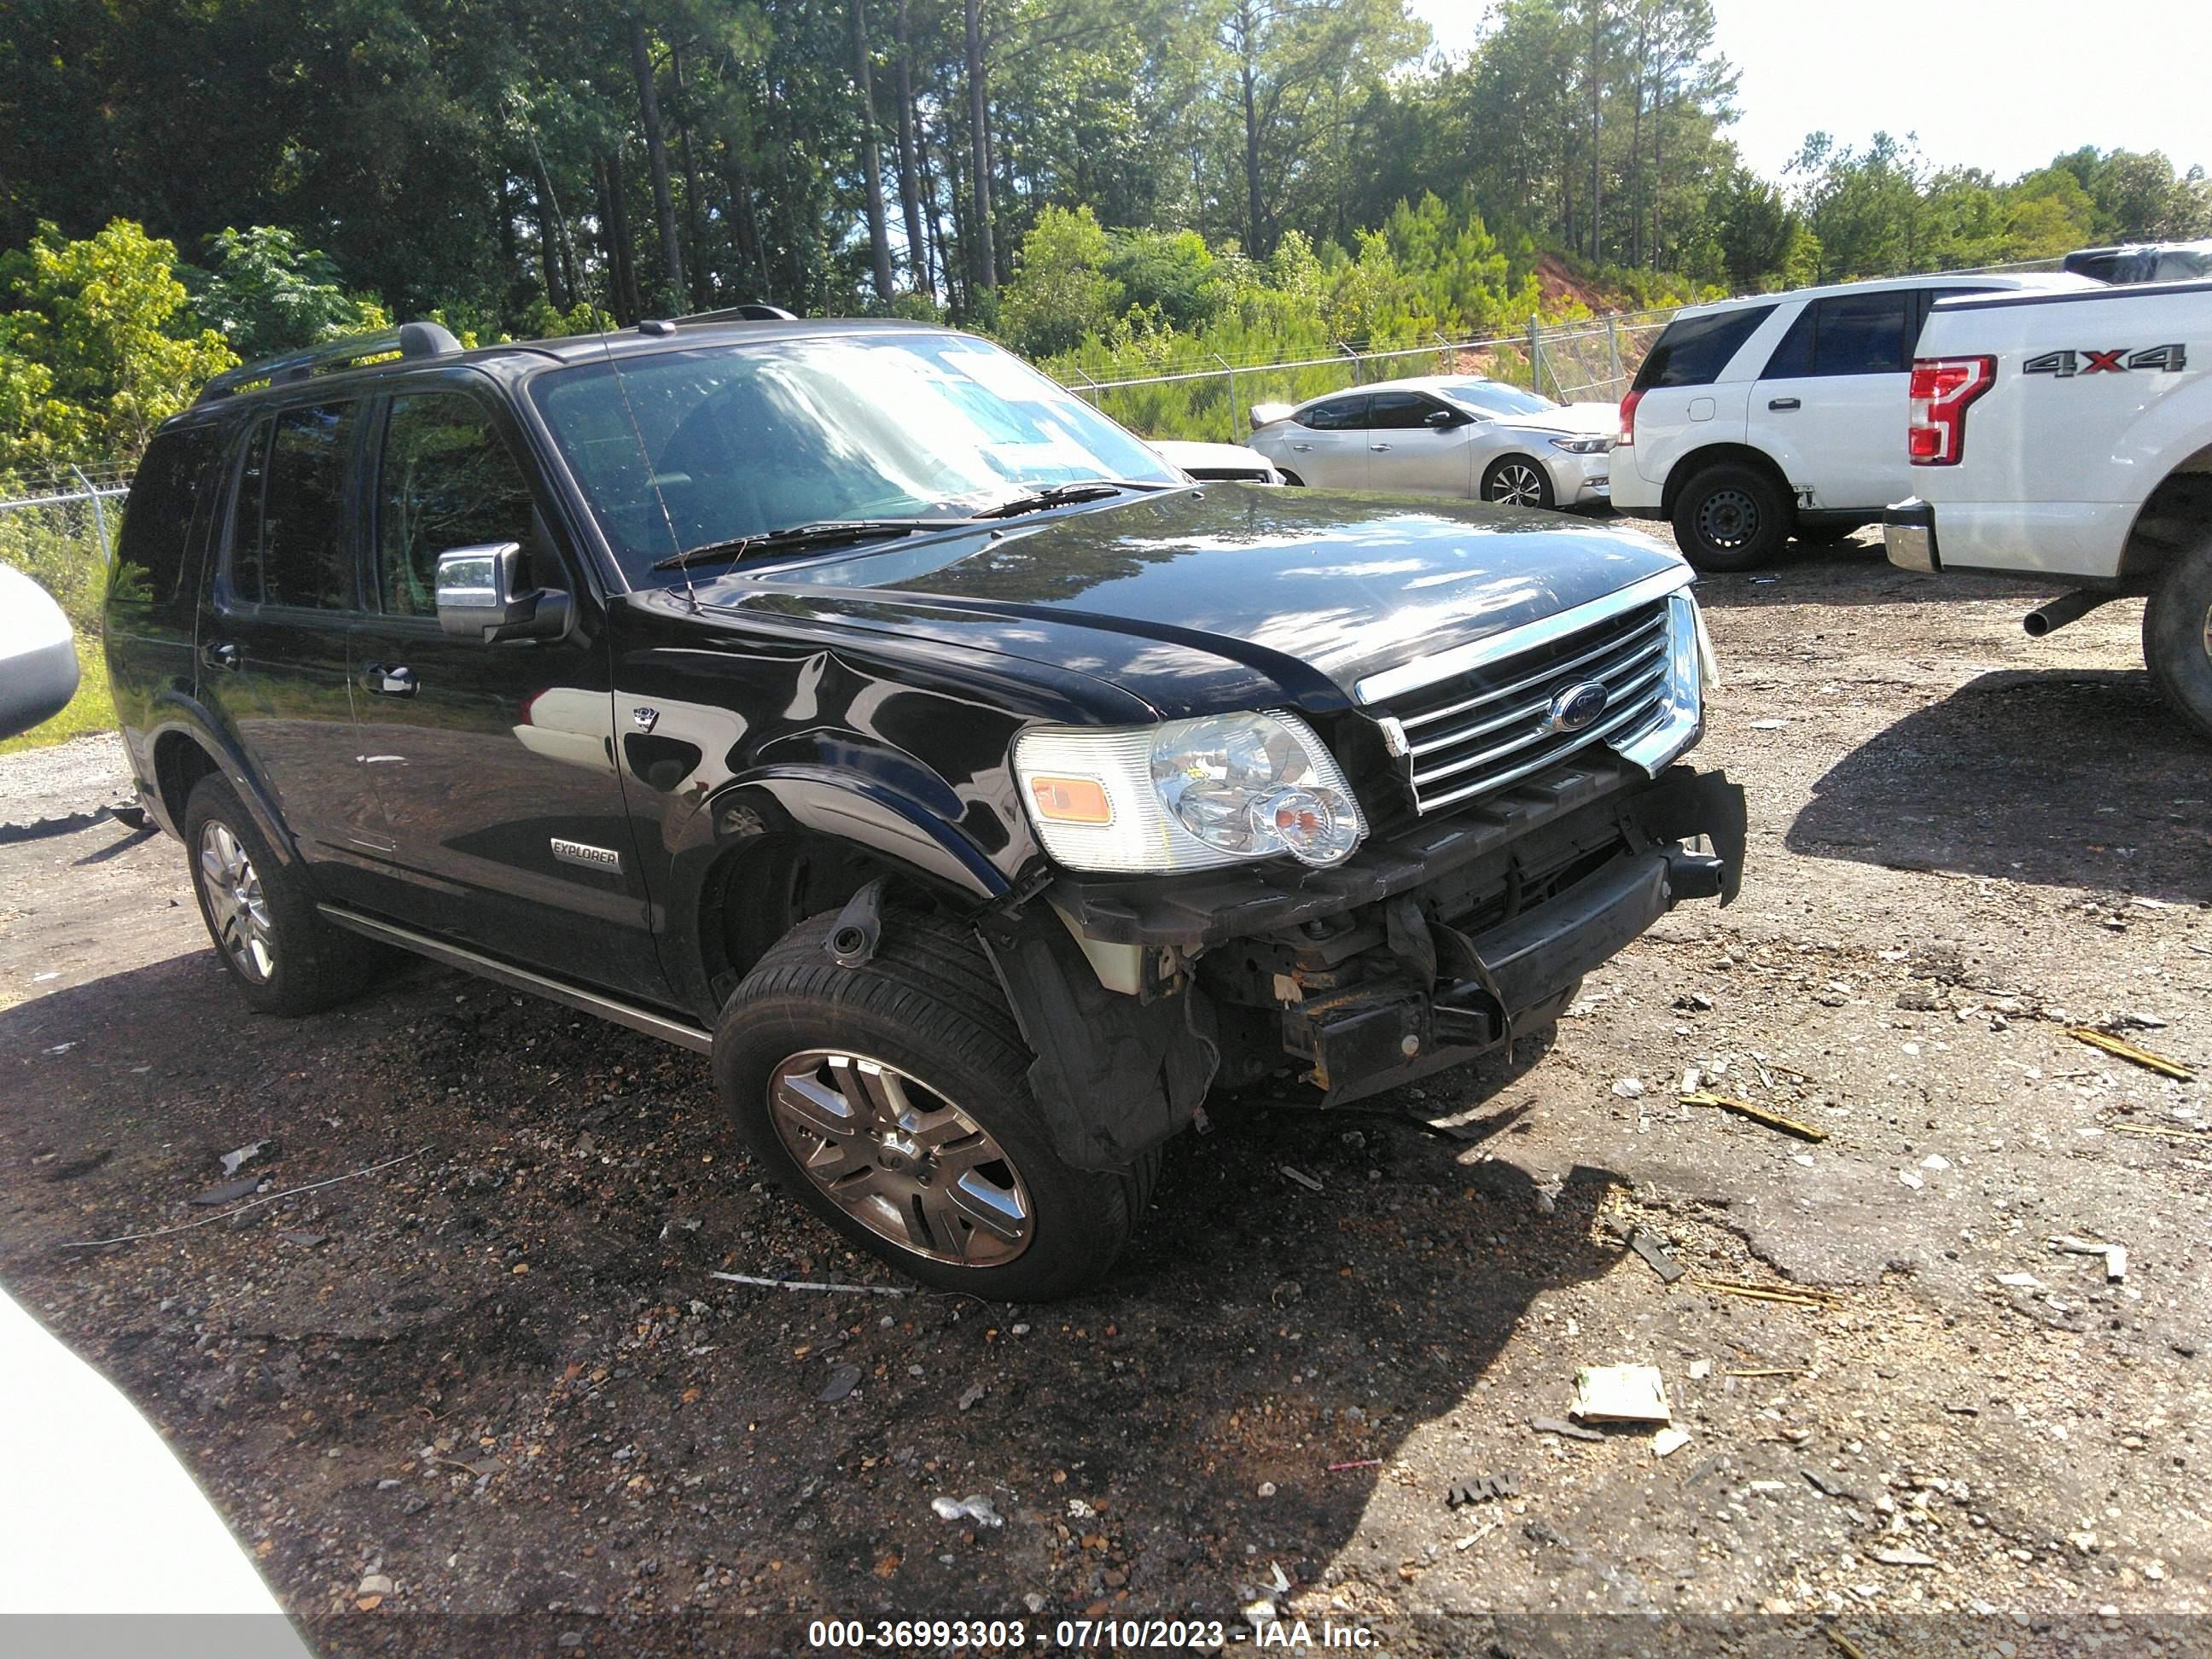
[[1633, 305, 1776, 389], [1807, 291, 1910, 376], [1300, 395, 1369, 431], [375, 393, 538, 617], [1761, 306, 1816, 379], [111, 424, 222, 621], [230, 403, 358, 609], [1368, 392, 1443, 430]]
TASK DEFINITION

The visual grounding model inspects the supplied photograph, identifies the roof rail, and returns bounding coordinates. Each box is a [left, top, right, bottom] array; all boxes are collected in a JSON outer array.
[[639, 303, 800, 332], [196, 320, 463, 404]]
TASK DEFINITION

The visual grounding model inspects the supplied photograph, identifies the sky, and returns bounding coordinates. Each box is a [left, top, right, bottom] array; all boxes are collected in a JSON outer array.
[[1405, 0, 2212, 184]]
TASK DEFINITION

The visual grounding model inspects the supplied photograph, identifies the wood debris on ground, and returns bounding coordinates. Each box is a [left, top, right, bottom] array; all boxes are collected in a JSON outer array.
[[1679, 1090, 1829, 1142], [2066, 1027, 2196, 1080], [1691, 1278, 1841, 1310]]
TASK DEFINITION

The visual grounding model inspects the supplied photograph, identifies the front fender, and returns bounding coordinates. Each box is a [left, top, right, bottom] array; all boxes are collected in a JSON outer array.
[[717, 766, 1010, 901]]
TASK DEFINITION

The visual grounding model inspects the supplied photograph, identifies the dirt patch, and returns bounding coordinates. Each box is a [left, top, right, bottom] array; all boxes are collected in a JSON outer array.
[[2, 533, 2207, 1653]]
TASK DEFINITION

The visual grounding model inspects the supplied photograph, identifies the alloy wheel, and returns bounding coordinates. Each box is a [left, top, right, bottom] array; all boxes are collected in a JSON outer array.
[[1696, 486, 1761, 550], [199, 820, 275, 983], [766, 1050, 1033, 1266], [1487, 461, 1546, 507]]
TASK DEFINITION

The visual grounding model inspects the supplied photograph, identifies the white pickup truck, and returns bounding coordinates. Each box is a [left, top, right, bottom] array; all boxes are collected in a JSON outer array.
[[1884, 280, 2212, 737]]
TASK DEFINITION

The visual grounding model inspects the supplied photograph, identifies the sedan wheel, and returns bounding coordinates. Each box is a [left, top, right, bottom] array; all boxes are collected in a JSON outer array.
[[767, 1048, 1033, 1267], [1482, 457, 1553, 509]]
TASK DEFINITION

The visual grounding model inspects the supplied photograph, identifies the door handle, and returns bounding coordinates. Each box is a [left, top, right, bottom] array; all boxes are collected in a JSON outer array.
[[1370, 443, 1392, 451], [1768, 398, 1801, 410], [201, 641, 242, 672], [1289, 442, 1313, 451], [362, 663, 417, 697]]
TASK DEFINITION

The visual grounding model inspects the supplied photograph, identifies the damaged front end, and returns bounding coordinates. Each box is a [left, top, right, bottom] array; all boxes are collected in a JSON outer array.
[[980, 753, 1746, 1170]]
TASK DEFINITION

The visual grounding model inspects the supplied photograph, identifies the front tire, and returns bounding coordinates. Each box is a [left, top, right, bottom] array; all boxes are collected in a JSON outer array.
[[1482, 455, 1555, 509], [712, 909, 1156, 1300], [1671, 463, 1790, 571], [183, 775, 378, 1015], [2145, 541, 2212, 741]]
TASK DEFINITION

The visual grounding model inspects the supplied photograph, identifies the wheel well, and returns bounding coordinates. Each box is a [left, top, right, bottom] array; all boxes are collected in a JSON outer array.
[[153, 731, 219, 829], [2118, 447, 2212, 582], [1277, 469, 1305, 486], [1660, 444, 1795, 521], [697, 831, 925, 1007]]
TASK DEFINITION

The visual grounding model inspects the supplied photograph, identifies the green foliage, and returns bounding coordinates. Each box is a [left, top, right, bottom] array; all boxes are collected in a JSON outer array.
[[188, 226, 389, 360], [516, 297, 621, 339], [0, 220, 236, 469], [999, 206, 1124, 357]]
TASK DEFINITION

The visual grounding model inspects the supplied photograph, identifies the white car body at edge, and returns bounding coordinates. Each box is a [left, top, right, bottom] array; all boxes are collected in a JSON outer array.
[[1243, 375, 1616, 509], [0, 1286, 314, 1650]]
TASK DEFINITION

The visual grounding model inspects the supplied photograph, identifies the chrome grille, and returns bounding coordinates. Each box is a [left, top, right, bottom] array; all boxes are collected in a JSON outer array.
[[1379, 598, 1674, 815]]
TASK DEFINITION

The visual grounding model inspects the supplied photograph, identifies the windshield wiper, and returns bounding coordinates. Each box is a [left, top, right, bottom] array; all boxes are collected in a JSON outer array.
[[651, 519, 967, 572], [969, 479, 1173, 520]]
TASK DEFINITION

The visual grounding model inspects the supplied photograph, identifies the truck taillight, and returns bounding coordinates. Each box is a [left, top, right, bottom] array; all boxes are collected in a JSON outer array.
[[1907, 355, 1994, 466], [1617, 387, 1643, 447]]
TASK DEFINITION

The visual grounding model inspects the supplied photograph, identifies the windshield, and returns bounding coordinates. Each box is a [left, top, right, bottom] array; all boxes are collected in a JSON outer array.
[[529, 330, 1179, 584], [1436, 381, 1559, 418]]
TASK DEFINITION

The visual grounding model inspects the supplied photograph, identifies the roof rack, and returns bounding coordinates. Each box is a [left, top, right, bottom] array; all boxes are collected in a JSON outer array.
[[196, 320, 463, 404]]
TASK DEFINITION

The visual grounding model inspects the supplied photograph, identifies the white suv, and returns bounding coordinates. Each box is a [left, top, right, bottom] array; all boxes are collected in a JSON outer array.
[[1611, 273, 2097, 569]]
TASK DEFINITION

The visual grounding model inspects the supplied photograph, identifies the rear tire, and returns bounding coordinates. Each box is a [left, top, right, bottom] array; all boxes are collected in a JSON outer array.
[[183, 775, 379, 1016], [712, 908, 1159, 1300], [1481, 455, 1556, 509], [2144, 541, 2212, 741], [1670, 463, 1790, 571]]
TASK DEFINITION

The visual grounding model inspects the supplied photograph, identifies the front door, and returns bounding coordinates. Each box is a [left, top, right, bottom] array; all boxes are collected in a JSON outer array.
[[197, 400, 384, 900], [1364, 389, 1468, 496], [345, 379, 666, 1000], [1749, 287, 1914, 512]]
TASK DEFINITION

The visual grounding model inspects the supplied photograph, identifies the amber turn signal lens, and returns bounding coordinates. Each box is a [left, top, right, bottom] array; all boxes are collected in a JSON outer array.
[[1027, 775, 1112, 824]]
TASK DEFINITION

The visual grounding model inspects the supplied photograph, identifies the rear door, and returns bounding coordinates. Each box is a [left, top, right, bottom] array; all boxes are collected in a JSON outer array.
[[1364, 390, 1470, 495], [1276, 393, 1370, 486], [1622, 303, 1776, 492], [344, 375, 665, 998], [198, 399, 385, 893], [1749, 287, 1915, 510]]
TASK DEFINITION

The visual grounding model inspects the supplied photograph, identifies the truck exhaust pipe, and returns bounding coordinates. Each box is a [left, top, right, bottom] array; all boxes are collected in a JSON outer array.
[[2023, 589, 2115, 638]]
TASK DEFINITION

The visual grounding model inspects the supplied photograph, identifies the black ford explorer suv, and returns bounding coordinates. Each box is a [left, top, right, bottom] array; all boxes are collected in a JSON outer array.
[[108, 313, 1746, 1300]]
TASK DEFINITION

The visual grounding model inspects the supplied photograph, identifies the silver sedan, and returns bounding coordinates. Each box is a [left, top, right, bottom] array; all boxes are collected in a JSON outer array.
[[1245, 376, 1617, 509]]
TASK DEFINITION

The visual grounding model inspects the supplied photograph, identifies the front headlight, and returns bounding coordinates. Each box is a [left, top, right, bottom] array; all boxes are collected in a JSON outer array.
[[1548, 435, 1613, 454], [1014, 710, 1365, 874]]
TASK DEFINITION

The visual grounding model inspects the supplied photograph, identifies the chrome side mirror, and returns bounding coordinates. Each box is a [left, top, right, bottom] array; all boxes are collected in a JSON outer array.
[[435, 543, 570, 643]]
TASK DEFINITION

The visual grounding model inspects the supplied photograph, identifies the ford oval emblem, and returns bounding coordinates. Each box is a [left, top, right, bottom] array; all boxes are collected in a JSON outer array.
[[1547, 681, 1610, 734]]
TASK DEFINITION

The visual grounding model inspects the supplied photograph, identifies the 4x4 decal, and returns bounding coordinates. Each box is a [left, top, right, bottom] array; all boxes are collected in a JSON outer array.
[[2023, 344, 2187, 377]]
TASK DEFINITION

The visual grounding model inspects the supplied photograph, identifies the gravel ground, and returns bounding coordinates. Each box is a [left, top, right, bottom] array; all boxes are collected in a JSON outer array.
[[1, 535, 2207, 1656], [0, 731, 131, 829]]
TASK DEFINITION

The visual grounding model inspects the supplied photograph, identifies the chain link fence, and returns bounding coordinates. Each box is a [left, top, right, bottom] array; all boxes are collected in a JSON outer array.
[[1057, 308, 1681, 442], [0, 463, 131, 641]]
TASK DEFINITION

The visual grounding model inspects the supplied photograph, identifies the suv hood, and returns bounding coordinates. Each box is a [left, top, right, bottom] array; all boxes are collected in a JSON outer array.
[[689, 486, 1685, 719]]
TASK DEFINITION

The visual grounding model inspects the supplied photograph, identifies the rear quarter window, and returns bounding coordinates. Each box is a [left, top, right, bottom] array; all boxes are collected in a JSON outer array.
[[110, 424, 224, 628], [1633, 305, 1777, 389]]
